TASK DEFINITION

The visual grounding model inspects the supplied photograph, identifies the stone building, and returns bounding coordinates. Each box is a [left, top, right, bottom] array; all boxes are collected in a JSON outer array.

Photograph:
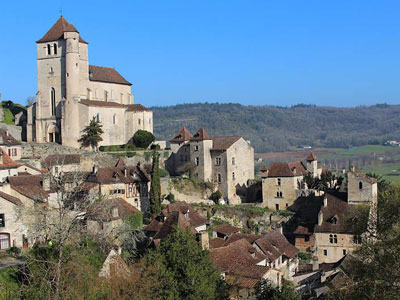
[[0, 129, 21, 161], [83, 159, 150, 212], [261, 152, 323, 210], [347, 168, 378, 205], [166, 127, 254, 204], [27, 16, 153, 148]]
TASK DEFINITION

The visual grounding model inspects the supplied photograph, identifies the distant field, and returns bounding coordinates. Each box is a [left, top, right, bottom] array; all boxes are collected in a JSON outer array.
[[361, 163, 400, 184], [256, 145, 395, 161]]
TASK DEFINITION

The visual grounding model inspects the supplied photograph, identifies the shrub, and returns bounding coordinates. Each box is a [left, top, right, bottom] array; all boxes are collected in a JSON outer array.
[[210, 190, 223, 204], [144, 151, 152, 162], [150, 144, 160, 150], [131, 130, 155, 149], [123, 213, 143, 230], [298, 252, 312, 261], [165, 192, 175, 203], [159, 168, 169, 177]]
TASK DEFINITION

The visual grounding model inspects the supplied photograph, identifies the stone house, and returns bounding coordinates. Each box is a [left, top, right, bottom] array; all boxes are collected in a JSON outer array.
[[261, 152, 322, 210], [83, 159, 150, 212], [144, 202, 209, 249], [0, 191, 26, 250], [27, 16, 153, 148], [209, 238, 282, 298], [0, 147, 20, 182], [313, 193, 359, 264], [347, 168, 378, 205], [87, 197, 141, 238], [0, 129, 21, 161], [212, 223, 240, 240], [99, 246, 130, 279], [43, 154, 81, 175], [166, 127, 254, 204]]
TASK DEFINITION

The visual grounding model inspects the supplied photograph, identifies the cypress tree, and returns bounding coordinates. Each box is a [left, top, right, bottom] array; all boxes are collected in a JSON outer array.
[[78, 117, 104, 151], [149, 151, 161, 215]]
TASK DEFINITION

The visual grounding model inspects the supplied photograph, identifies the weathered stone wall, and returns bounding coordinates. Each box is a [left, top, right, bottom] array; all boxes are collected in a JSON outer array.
[[347, 171, 378, 205], [314, 232, 356, 264], [262, 175, 302, 210]]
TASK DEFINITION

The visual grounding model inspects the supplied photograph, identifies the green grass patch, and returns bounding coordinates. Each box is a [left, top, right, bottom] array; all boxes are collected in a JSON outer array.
[[2, 108, 14, 124], [317, 145, 393, 160], [361, 163, 400, 184]]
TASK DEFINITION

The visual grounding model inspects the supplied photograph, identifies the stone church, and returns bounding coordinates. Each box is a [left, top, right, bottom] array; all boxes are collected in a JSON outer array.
[[27, 16, 153, 148]]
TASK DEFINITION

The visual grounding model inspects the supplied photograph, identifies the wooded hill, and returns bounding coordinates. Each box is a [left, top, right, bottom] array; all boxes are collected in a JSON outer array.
[[152, 103, 400, 153]]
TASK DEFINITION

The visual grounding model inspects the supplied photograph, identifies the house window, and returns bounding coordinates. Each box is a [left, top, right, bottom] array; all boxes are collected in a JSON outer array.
[[49, 67, 54, 74], [47, 44, 51, 55], [331, 217, 337, 224], [0, 214, 4, 227], [353, 235, 362, 244], [195, 157, 199, 166], [55, 166, 59, 173], [305, 236, 310, 242], [329, 234, 338, 244], [232, 157, 235, 165], [217, 173, 222, 183], [232, 172, 235, 180], [53, 43, 57, 55], [275, 204, 280, 210], [216, 157, 221, 166], [343, 249, 347, 255], [50, 88, 56, 116], [104, 91, 108, 101], [359, 181, 363, 190], [323, 249, 328, 256], [112, 207, 119, 218], [0, 233, 10, 250], [277, 178, 281, 186], [113, 114, 117, 125], [138, 119, 141, 125], [195, 145, 199, 151], [96, 113, 100, 122]]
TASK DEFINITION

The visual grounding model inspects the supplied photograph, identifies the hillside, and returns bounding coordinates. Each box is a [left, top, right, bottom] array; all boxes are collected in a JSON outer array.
[[152, 103, 400, 152]]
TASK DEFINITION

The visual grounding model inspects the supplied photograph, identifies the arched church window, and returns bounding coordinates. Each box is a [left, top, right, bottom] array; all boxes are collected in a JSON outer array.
[[113, 114, 117, 125], [359, 181, 363, 190], [96, 113, 100, 122], [49, 67, 54, 75], [47, 44, 51, 55], [53, 43, 57, 55], [50, 88, 56, 116]]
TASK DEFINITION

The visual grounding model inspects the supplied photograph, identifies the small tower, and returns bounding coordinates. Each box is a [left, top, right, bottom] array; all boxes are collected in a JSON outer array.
[[190, 128, 213, 181], [306, 152, 318, 178]]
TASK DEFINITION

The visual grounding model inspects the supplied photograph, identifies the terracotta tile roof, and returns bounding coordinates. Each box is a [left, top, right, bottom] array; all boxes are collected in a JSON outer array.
[[306, 152, 317, 162], [0, 129, 20, 146], [43, 154, 81, 167], [228, 262, 270, 279], [190, 128, 212, 141], [170, 126, 193, 143], [264, 161, 307, 178], [210, 237, 226, 249], [161, 202, 208, 228], [211, 136, 241, 150], [87, 198, 140, 221], [153, 211, 196, 241], [255, 230, 299, 261], [209, 239, 262, 272], [0, 191, 23, 206], [0, 147, 19, 169], [37, 16, 87, 44], [213, 224, 241, 236], [228, 276, 259, 289], [89, 65, 131, 86], [79, 99, 151, 112], [86, 164, 149, 184], [143, 219, 163, 233], [315, 193, 356, 234], [9, 174, 49, 200], [223, 233, 262, 247]]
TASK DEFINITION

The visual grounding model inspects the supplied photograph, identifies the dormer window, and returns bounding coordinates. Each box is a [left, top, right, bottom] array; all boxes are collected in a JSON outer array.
[[330, 217, 337, 224], [112, 172, 119, 179]]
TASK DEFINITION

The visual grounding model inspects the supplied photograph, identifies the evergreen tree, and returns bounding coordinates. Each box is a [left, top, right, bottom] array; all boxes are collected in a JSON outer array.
[[148, 151, 161, 215], [254, 279, 300, 300], [145, 227, 229, 300], [78, 117, 104, 151]]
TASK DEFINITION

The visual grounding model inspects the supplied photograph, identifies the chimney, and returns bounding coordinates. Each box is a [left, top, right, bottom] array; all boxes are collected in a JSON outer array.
[[312, 256, 319, 271], [318, 211, 323, 226], [123, 167, 128, 177], [323, 195, 328, 207], [199, 231, 209, 250], [351, 166, 356, 172], [42, 174, 51, 191], [92, 165, 98, 174]]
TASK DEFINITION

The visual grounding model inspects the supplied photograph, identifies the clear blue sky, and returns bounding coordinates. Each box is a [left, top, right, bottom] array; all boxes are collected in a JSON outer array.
[[1, 0, 399, 107]]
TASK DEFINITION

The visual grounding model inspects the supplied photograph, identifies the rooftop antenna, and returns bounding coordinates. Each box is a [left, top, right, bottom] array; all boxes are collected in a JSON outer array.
[[59, 0, 63, 16]]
